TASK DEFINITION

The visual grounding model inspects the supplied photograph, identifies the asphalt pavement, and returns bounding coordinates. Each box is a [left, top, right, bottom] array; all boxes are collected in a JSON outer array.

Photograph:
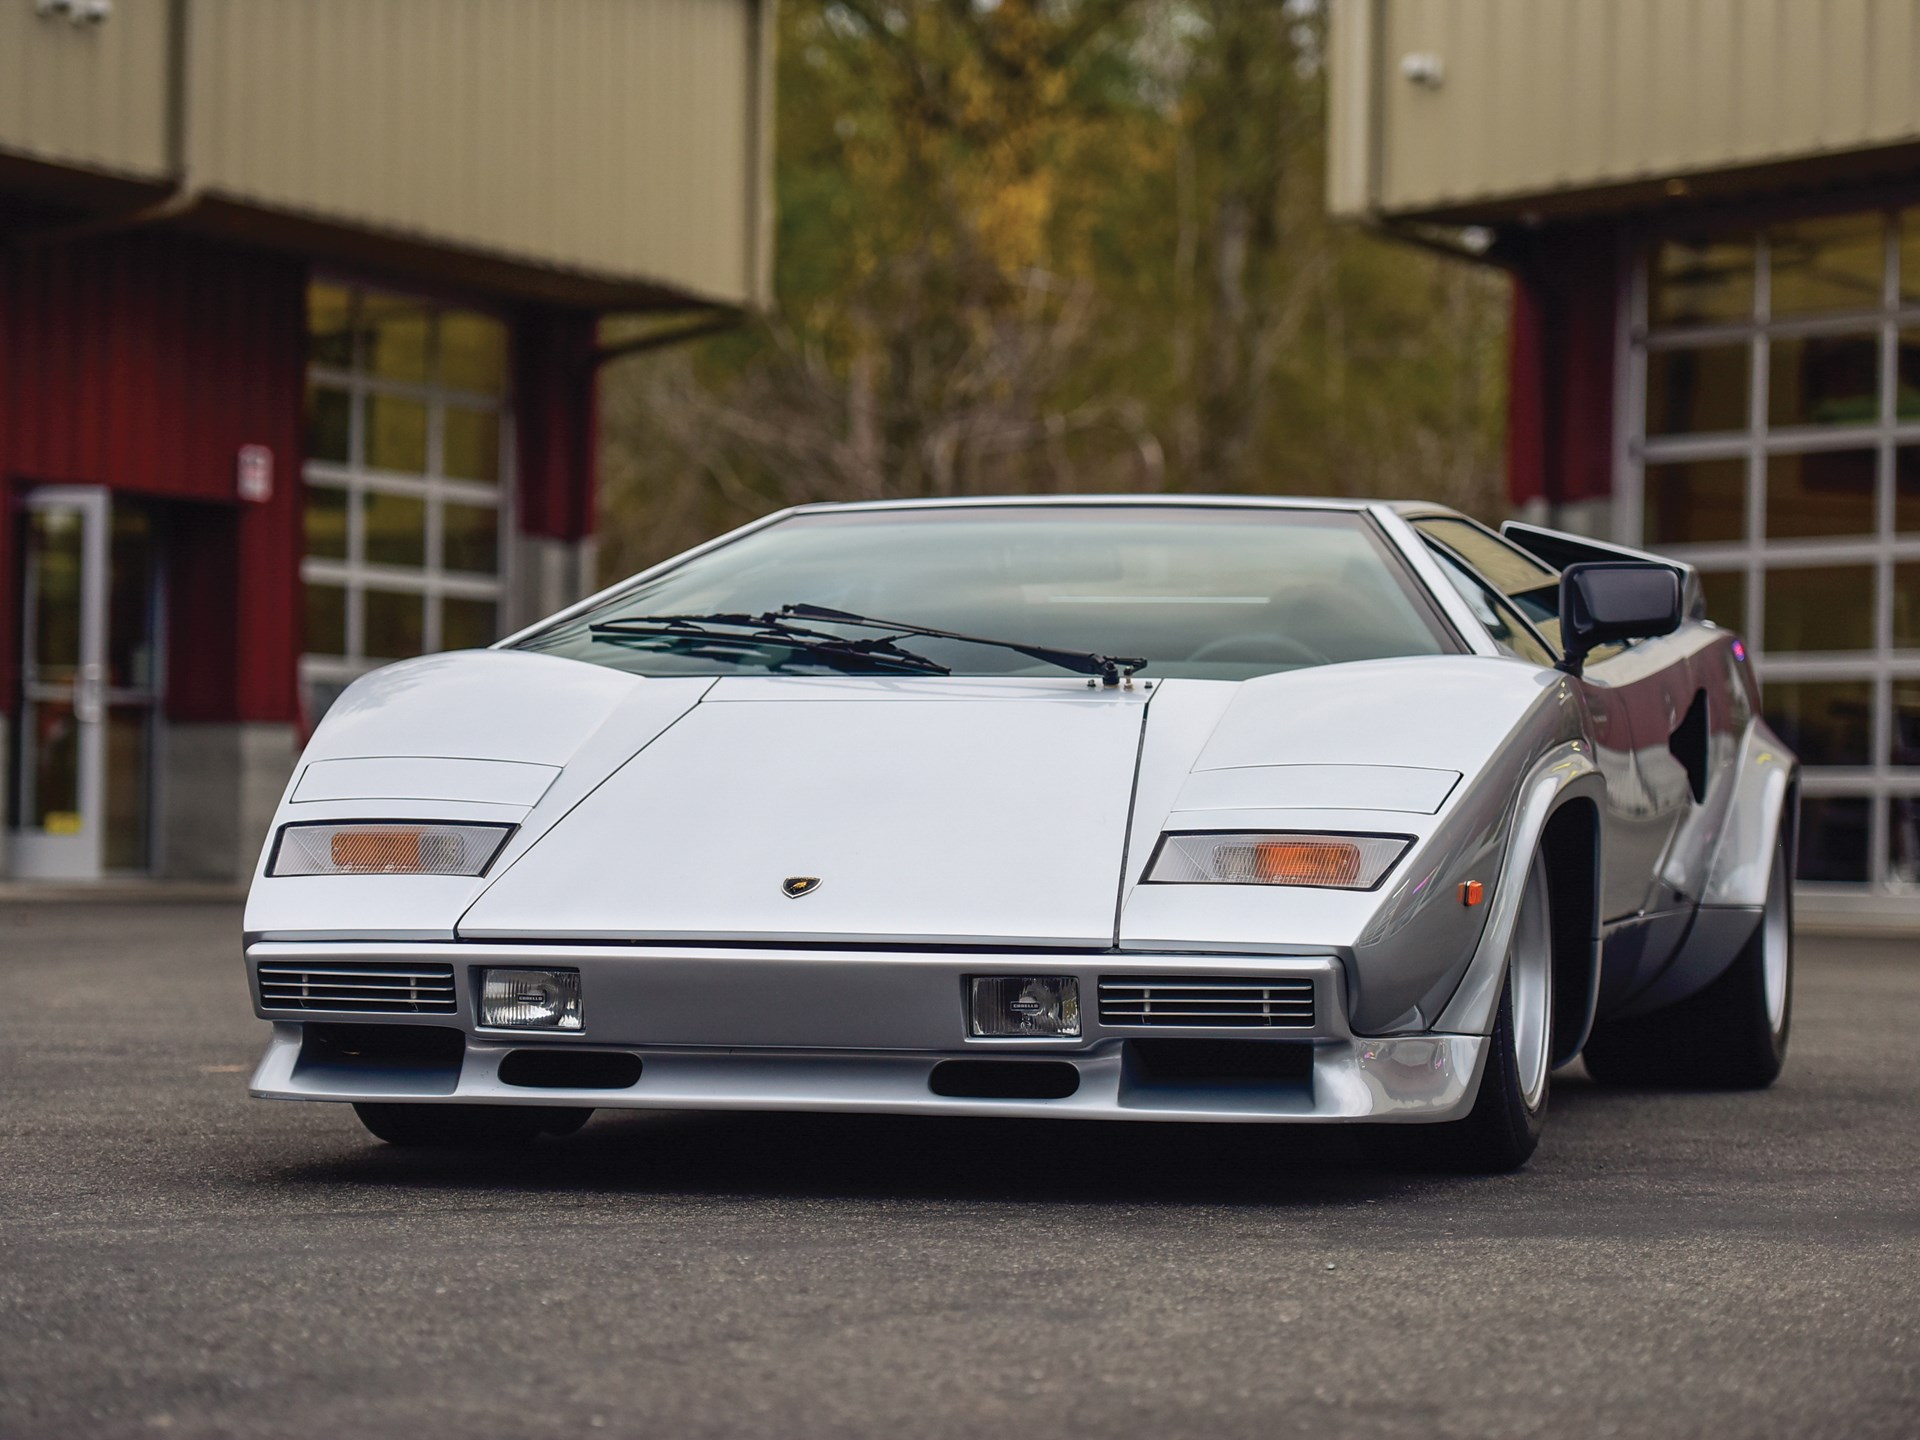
[[1, 901, 1915, 1439]]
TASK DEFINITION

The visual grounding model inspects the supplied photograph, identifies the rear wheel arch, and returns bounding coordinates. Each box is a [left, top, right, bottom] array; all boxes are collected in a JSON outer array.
[[1582, 814, 1792, 1089], [1702, 718, 1798, 908]]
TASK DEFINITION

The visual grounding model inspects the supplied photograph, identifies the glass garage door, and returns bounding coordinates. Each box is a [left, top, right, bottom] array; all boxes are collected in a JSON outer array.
[[1629, 206, 1920, 897], [299, 282, 512, 726]]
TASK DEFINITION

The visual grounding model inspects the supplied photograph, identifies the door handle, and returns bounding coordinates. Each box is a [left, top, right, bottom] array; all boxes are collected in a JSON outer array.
[[74, 663, 103, 725]]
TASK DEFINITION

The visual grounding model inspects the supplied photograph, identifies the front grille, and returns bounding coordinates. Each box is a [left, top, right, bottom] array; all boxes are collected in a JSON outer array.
[[1098, 976, 1315, 1029], [258, 962, 457, 1015]]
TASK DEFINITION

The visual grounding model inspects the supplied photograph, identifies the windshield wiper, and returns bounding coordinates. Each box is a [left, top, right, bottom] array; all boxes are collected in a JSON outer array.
[[781, 603, 1147, 687], [587, 613, 951, 676]]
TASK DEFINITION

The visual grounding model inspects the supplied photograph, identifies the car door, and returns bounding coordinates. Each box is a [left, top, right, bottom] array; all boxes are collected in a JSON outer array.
[[1579, 629, 1699, 916], [1649, 622, 1749, 905], [1411, 516, 1649, 922]]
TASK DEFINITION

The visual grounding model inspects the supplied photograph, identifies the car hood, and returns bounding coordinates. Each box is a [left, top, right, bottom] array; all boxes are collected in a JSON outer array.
[[252, 653, 1544, 960], [458, 676, 1153, 947]]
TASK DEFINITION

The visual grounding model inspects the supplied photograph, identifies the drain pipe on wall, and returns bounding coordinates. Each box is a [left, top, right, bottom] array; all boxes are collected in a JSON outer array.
[[593, 311, 746, 366], [9, 0, 201, 248]]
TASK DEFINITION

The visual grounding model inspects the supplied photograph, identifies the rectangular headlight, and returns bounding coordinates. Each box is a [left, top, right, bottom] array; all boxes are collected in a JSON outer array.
[[268, 822, 513, 877], [480, 968, 583, 1030], [1145, 832, 1411, 890], [970, 976, 1081, 1037]]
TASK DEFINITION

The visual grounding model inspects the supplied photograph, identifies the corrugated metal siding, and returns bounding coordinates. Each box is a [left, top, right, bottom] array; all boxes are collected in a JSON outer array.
[[0, 235, 305, 722], [1333, 0, 1920, 218], [0, 2, 172, 180], [187, 0, 763, 306], [4, 235, 304, 505], [1324, 0, 1376, 214]]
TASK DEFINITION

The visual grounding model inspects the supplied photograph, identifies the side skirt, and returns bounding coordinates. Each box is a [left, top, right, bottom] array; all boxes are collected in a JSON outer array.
[[1607, 904, 1763, 1021], [1594, 908, 1693, 1016]]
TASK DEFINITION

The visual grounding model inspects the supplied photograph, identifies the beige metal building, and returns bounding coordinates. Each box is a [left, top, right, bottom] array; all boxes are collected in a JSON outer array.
[[1, 0, 772, 884], [1330, 0, 1920, 917]]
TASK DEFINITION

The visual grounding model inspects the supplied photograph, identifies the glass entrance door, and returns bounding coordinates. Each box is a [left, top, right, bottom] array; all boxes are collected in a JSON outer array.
[[10, 488, 161, 879]]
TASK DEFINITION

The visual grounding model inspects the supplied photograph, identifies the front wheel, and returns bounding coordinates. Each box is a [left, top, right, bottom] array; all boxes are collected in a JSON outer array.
[[352, 1103, 594, 1148], [1400, 851, 1553, 1174], [1583, 831, 1791, 1089]]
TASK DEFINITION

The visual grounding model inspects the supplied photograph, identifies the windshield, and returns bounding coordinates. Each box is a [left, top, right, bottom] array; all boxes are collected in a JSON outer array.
[[517, 506, 1459, 681]]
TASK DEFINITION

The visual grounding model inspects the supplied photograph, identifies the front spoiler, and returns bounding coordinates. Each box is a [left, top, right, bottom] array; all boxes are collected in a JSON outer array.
[[245, 941, 1491, 1124], [250, 1028, 1488, 1123]]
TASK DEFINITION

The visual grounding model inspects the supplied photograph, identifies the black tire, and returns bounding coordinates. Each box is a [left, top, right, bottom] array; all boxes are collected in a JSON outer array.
[[352, 1103, 593, 1148], [1417, 971, 1548, 1174], [1582, 833, 1791, 1090], [1396, 852, 1553, 1175]]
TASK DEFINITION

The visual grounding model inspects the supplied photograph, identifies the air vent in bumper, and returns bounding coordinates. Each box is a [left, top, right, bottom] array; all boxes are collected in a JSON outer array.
[[1098, 976, 1315, 1029], [258, 962, 457, 1015]]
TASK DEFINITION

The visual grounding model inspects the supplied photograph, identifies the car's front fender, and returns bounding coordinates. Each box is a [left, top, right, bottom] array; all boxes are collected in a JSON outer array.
[[1432, 742, 1606, 1037]]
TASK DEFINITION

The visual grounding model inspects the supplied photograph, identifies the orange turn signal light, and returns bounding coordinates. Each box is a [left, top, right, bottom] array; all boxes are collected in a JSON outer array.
[[1146, 831, 1411, 889], [330, 829, 426, 872], [1459, 880, 1484, 906], [270, 821, 511, 877], [1252, 841, 1364, 887]]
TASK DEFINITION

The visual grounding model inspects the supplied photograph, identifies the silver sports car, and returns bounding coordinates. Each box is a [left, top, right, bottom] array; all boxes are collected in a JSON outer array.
[[244, 497, 1797, 1172]]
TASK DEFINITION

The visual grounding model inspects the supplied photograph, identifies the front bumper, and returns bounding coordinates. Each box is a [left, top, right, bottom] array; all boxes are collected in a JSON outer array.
[[245, 942, 1489, 1124]]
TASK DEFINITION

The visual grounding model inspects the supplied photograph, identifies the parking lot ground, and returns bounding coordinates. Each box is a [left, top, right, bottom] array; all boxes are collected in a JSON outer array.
[[1, 901, 1916, 1440]]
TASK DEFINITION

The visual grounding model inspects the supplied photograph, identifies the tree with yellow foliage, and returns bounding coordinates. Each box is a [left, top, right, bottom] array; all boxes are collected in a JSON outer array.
[[599, 0, 1507, 574]]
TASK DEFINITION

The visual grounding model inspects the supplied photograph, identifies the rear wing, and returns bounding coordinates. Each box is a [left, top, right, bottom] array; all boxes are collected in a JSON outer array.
[[1499, 521, 1705, 622]]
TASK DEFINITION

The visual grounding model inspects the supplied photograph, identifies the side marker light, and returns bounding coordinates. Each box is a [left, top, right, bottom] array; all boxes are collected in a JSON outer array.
[[1459, 880, 1484, 906]]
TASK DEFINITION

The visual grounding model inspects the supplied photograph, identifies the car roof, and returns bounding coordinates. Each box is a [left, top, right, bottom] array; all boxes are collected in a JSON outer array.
[[783, 494, 1463, 518]]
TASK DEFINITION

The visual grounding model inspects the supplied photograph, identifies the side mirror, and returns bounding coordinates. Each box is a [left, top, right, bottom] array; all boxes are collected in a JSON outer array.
[[1557, 562, 1683, 675]]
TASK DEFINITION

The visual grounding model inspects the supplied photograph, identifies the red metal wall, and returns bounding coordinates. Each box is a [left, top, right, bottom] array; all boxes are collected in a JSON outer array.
[[0, 231, 307, 723], [515, 308, 599, 542], [2, 230, 604, 734], [1505, 224, 1621, 515]]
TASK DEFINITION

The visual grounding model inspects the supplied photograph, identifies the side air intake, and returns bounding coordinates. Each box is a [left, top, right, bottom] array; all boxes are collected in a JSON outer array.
[[1098, 976, 1314, 1029], [258, 962, 457, 1015]]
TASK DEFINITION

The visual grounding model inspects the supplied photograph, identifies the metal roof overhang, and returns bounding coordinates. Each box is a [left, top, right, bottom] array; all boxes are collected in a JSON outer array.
[[182, 196, 737, 314], [0, 153, 736, 315], [1377, 137, 1920, 232]]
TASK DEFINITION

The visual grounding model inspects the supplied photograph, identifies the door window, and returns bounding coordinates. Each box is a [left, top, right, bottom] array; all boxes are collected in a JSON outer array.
[[9, 492, 161, 878], [1413, 516, 1564, 652], [1423, 543, 1557, 668], [16, 506, 88, 840]]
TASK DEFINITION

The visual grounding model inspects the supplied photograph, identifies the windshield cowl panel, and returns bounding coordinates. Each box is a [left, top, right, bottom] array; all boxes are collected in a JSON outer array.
[[516, 505, 1460, 682]]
